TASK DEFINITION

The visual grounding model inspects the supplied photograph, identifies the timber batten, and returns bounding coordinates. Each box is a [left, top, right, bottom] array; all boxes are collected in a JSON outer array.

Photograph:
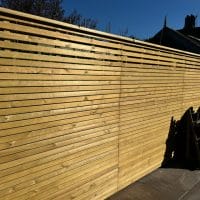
[[1, 7, 200, 200]]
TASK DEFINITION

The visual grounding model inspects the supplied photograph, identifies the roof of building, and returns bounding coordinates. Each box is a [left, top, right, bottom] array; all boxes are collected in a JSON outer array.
[[147, 15, 200, 54]]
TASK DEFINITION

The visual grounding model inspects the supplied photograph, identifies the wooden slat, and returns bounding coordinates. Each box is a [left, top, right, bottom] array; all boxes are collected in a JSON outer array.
[[1, 7, 200, 200]]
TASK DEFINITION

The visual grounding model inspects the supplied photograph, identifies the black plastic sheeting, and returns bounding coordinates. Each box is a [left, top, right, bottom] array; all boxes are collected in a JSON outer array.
[[162, 107, 200, 170]]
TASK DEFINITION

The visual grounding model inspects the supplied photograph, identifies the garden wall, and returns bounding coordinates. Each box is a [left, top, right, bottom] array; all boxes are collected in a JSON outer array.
[[0, 7, 200, 200]]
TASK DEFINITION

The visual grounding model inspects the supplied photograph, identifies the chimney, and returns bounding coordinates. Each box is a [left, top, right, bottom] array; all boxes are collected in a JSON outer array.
[[184, 14, 196, 30]]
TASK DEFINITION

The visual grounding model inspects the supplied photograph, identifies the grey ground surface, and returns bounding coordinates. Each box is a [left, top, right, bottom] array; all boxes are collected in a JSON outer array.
[[107, 168, 200, 200]]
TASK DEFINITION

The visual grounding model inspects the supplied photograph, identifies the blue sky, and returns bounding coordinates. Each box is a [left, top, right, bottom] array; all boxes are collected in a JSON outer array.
[[62, 0, 200, 40]]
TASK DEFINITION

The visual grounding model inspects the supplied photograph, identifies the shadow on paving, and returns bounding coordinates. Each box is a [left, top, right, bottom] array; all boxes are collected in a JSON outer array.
[[107, 168, 200, 200], [107, 107, 200, 200]]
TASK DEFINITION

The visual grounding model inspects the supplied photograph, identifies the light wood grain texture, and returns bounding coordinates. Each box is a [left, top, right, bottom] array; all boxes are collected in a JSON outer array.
[[1, 7, 200, 200]]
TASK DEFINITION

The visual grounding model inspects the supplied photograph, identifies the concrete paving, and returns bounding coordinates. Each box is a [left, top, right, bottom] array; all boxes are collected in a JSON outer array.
[[107, 168, 200, 200]]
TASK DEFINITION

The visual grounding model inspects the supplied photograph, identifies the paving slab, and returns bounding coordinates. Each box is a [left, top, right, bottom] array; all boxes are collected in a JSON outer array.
[[107, 168, 200, 200]]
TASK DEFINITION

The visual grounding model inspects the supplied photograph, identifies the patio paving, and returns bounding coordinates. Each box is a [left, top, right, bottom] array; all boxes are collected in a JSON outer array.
[[107, 168, 200, 200]]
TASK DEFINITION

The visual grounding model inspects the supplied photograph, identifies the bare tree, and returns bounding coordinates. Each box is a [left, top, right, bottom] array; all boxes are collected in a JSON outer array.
[[64, 9, 98, 29], [119, 27, 129, 37], [0, 1, 98, 29], [0, 0, 64, 20], [105, 22, 111, 33], [118, 27, 135, 39]]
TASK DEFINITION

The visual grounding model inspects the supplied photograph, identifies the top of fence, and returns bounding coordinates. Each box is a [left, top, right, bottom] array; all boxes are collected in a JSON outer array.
[[0, 6, 200, 58]]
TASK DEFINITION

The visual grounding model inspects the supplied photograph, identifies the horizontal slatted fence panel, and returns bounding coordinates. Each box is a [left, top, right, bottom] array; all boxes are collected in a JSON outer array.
[[118, 44, 200, 190], [1, 7, 200, 200], [0, 8, 120, 200]]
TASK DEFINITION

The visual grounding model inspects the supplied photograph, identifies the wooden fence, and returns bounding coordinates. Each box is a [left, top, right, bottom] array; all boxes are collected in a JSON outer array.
[[1, 7, 200, 200]]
